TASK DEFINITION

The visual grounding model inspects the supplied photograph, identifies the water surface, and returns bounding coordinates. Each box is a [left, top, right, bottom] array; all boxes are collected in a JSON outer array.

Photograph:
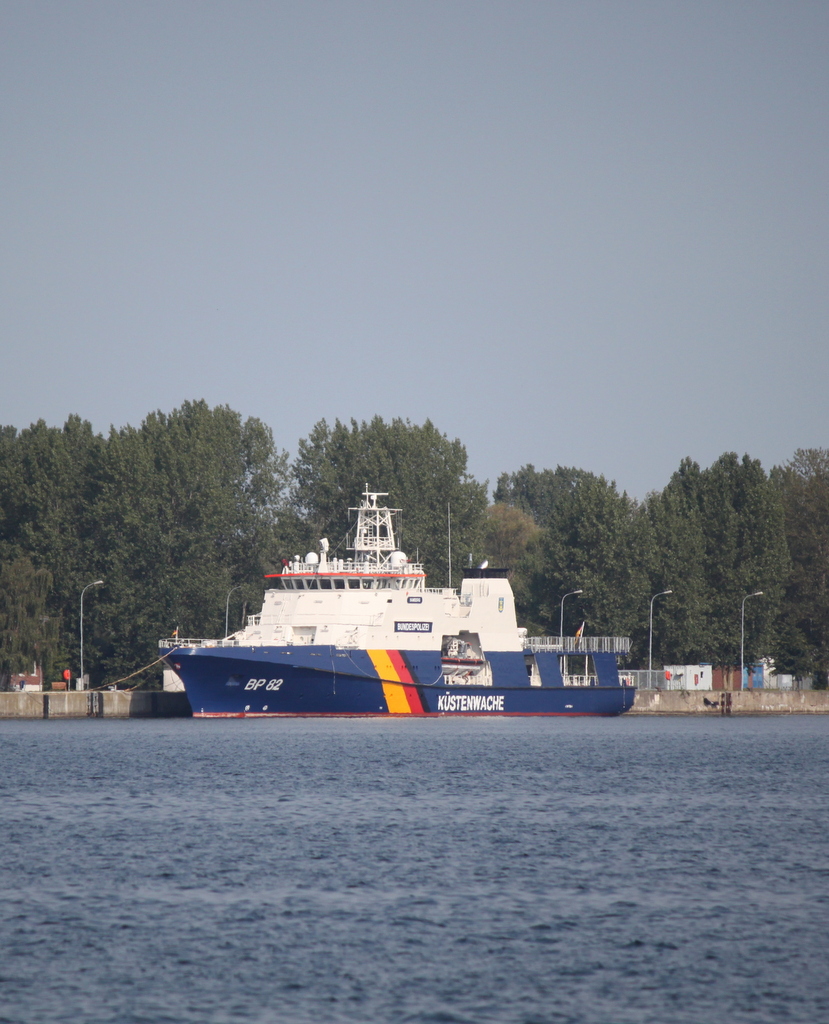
[[1, 716, 827, 1023]]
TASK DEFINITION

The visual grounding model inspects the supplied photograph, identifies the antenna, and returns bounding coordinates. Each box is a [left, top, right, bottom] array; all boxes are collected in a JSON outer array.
[[447, 502, 452, 588]]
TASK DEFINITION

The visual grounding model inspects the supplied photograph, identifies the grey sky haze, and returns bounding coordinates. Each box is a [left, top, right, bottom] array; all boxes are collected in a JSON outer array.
[[2, 1, 827, 498]]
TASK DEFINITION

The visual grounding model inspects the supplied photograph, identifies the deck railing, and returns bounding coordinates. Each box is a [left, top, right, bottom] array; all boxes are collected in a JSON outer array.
[[277, 558, 425, 577], [563, 674, 598, 687], [158, 638, 239, 649], [159, 633, 633, 655], [525, 635, 631, 655]]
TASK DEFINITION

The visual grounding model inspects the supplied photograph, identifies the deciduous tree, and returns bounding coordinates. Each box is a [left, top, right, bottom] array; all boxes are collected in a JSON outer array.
[[0, 557, 58, 690], [774, 448, 829, 684], [89, 401, 290, 681], [482, 504, 541, 568], [291, 417, 488, 587], [494, 464, 594, 527], [696, 453, 788, 667], [521, 474, 651, 644]]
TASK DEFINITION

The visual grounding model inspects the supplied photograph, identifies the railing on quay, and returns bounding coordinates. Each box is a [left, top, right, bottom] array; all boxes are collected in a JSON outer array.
[[525, 635, 631, 655], [625, 669, 667, 689]]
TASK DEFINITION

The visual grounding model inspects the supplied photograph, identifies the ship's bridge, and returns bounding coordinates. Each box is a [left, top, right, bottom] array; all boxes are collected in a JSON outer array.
[[266, 566, 424, 591]]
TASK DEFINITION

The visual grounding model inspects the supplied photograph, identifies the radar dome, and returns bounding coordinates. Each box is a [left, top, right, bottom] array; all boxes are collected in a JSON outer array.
[[305, 552, 319, 565], [389, 551, 407, 567]]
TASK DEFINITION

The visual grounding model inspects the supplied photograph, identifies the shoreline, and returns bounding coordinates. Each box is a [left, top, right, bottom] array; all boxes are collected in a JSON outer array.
[[0, 690, 191, 718], [629, 689, 829, 714], [2, 689, 828, 717]]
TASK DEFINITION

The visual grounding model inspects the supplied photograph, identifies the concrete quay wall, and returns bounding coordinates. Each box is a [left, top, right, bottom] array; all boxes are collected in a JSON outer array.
[[630, 689, 829, 714], [0, 691, 192, 718], [3, 689, 827, 717]]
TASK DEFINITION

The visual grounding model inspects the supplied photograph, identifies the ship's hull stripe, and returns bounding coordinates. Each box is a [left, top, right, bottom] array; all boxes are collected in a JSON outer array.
[[387, 649, 425, 713], [367, 649, 425, 714]]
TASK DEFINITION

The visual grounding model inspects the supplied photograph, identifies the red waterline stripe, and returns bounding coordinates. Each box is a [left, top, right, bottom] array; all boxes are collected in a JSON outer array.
[[192, 711, 611, 718]]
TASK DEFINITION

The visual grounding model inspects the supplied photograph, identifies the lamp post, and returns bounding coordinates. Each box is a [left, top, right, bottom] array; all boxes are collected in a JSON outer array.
[[225, 584, 243, 637], [559, 590, 583, 639], [649, 590, 673, 683], [741, 591, 763, 690], [80, 580, 104, 688]]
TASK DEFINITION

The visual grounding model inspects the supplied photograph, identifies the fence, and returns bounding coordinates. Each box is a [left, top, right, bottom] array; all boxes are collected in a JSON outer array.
[[626, 669, 715, 691], [623, 670, 665, 689], [626, 668, 816, 691]]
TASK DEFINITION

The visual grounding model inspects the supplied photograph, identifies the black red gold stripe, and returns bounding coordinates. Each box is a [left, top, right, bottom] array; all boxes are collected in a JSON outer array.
[[367, 649, 425, 713]]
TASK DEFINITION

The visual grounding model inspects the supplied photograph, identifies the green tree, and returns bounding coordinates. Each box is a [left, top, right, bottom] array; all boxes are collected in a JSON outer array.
[[482, 504, 541, 568], [87, 401, 290, 683], [696, 453, 788, 667], [643, 459, 710, 664], [0, 403, 292, 686], [291, 417, 488, 586], [0, 557, 58, 689], [0, 416, 103, 672], [774, 449, 829, 685], [493, 464, 604, 633], [521, 474, 652, 644], [494, 464, 595, 527], [645, 453, 788, 670]]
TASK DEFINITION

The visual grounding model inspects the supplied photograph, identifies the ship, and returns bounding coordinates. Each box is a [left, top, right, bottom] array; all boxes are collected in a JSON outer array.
[[159, 491, 635, 716]]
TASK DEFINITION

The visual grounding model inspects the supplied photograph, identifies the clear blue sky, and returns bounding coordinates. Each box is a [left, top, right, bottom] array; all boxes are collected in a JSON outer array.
[[2, 1, 827, 498]]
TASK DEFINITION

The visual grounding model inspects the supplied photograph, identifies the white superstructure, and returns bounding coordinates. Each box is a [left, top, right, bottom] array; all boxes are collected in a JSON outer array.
[[229, 491, 523, 678]]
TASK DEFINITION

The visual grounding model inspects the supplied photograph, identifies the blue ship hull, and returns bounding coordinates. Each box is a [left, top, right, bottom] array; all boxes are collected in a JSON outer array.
[[162, 644, 635, 717]]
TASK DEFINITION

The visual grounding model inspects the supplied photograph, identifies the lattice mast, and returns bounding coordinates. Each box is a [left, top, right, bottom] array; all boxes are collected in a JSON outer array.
[[350, 490, 402, 567]]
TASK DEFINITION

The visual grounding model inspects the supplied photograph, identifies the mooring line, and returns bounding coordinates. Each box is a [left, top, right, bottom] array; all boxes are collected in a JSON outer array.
[[92, 647, 182, 691]]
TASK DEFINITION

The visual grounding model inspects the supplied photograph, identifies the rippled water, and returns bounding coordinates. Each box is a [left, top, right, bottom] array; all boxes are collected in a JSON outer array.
[[1, 716, 827, 1024]]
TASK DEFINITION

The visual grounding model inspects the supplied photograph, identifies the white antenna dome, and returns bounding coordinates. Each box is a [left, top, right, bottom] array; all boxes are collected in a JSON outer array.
[[305, 552, 319, 565]]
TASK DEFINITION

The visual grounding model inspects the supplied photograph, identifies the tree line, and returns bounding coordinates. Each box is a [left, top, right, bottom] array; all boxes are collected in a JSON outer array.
[[0, 402, 826, 687], [493, 455, 826, 682]]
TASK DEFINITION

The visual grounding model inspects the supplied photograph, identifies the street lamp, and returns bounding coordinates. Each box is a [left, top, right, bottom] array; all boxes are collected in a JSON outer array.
[[80, 580, 104, 688], [649, 590, 673, 682], [225, 584, 243, 637], [560, 590, 583, 639], [741, 591, 763, 690]]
